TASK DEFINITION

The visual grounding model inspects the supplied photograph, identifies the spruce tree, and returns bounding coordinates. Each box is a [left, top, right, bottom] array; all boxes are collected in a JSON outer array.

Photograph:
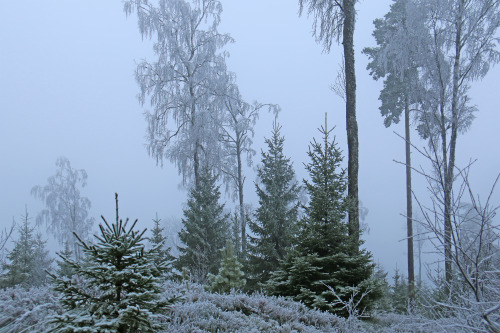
[[149, 213, 174, 276], [247, 122, 300, 289], [31, 232, 53, 286], [55, 242, 75, 279], [391, 266, 409, 314], [230, 211, 242, 258], [177, 167, 229, 284], [372, 263, 393, 313], [206, 240, 246, 293], [1, 209, 52, 288], [49, 194, 175, 333], [267, 118, 379, 316]]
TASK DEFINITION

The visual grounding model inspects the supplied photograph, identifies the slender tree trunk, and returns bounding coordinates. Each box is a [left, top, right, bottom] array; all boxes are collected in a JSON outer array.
[[190, 86, 200, 189], [237, 143, 246, 258], [439, 92, 452, 290], [418, 232, 422, 285], [343, 0, 359, 252], [432, 25, 452, 289], [405, 95, 415, 304], [445, 0, 464, 290], [194, 142, 200, 189]]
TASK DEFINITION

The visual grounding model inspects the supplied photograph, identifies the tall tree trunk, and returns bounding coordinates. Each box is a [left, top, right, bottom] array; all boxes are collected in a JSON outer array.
[[444, 0, 464, 289], [405, 95, 415, 304], [343, 0, 359, 251], [432, 24, 452, 289], [191, 86, 200, 189], [237, 143, 246, 258], [194, 141, 200, 189], [438, 103, 453, 292]]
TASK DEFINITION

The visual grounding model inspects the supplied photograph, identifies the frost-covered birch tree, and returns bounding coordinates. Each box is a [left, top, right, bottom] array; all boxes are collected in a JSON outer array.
[[31, 157, 94, 261], [415, 167, 500, 332], [124, 0, 233, 188], [415, 0, 500, 288], [217, 74, 280, 257], [363, 0, 429, 304], [299, 0, 360, 250]]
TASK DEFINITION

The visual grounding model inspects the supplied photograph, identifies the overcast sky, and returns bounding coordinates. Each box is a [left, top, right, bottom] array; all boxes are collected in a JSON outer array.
[[1, 0, 499, 276]]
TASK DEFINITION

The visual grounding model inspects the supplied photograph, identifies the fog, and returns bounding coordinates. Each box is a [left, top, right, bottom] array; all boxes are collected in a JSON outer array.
[[1, 0, 499, 278]]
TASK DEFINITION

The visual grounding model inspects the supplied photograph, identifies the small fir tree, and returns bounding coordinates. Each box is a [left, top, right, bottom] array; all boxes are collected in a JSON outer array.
[[206, 240, 246, 293], [392, 266, 409, 314], [247, 122, 300, 289], [267, 117, 380, 316], [176, 167, 229, 283], [1, 209, 52, 288], [49, 194, 175, 333], [230, 211, 242, 258], [31, 232, 53, 286], [372, 263, 393, 313], [55, 242, 75, 279], [149, 213, 174, 276]]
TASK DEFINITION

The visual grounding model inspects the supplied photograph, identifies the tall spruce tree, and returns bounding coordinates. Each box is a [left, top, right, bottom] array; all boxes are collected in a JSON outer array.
[[149, 213, 174, 276], [247, 122, 300, 289], [49, 194, 174, 333], [176, 167, 229, 283], [267, 117, 379, 316], [230, 211, 242, 258], [299, 0, 360, 250]]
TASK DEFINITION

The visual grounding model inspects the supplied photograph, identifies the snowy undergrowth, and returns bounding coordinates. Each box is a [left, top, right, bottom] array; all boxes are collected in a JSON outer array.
[[0, 281, 482, 333], [0, 285, 61, 332], [160, 281, 347, 332]]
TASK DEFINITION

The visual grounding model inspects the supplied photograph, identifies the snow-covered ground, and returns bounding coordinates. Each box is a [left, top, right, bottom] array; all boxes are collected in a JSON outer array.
[[0, 281, 481, 333]]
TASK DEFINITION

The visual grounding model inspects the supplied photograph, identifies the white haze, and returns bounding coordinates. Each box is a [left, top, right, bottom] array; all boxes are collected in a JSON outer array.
[[0, 0, 499, 278]]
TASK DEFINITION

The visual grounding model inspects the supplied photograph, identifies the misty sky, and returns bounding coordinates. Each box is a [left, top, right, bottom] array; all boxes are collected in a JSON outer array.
[[1, 0, 499, 276]]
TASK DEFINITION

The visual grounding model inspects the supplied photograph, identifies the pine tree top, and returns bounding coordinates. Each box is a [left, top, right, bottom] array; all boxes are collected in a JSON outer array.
[[298, 119, 350, 254], [177, 167, 229, 282]]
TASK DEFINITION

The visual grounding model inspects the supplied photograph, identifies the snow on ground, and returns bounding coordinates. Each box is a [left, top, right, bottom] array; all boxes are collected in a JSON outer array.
[[0, 281, 480, 333]]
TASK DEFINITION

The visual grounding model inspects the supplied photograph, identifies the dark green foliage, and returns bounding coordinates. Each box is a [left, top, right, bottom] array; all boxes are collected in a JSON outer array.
[[247, 122, 300, 289], [1, 210, 52, 288], [31, 233, 53, 286], [55, 243, 75, 279], [49, 194, 175, 333], [149, 213, 174, 277], [372, 264, 393, 313], [176, 167, 229, 283], [207, 240, 246, 293], [391, 267, 409, 313], [267, 122, 379, 317], [230, 212, 242, 258]]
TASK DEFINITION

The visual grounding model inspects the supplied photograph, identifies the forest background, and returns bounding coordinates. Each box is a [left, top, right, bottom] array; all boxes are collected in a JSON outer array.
[[0, 0, 499, 280]]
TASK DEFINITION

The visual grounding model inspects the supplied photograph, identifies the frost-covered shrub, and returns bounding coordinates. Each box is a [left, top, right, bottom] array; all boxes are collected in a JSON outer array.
[[365, 312, 486, 333], [0, 284, 61, 332], [160, 280, 348, 332], [3, 279, 484, 332]]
